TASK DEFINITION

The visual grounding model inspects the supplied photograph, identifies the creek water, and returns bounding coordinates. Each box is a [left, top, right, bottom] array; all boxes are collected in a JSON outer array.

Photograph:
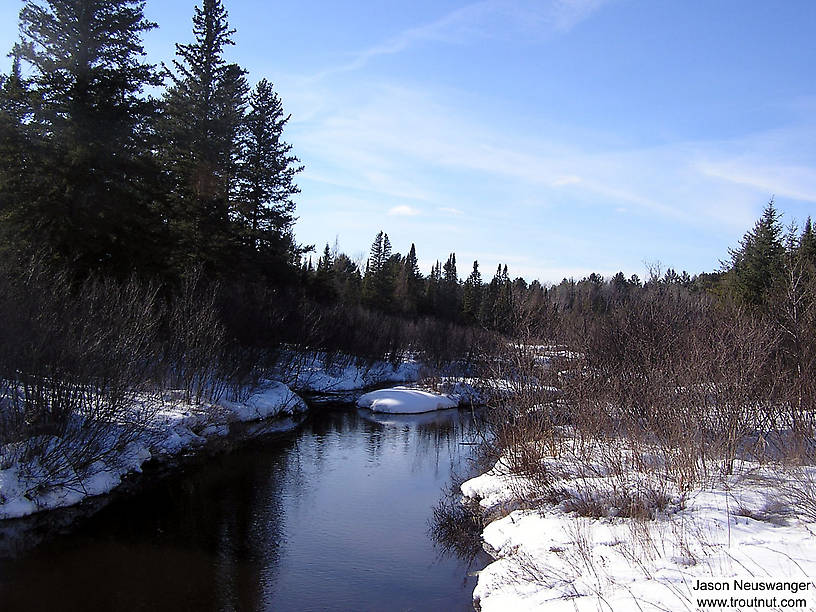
[[0, 406, 486, 611]]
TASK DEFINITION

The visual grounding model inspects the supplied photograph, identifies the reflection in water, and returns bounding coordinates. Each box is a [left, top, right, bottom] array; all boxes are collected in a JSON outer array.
[[0, 407, 484, 611]]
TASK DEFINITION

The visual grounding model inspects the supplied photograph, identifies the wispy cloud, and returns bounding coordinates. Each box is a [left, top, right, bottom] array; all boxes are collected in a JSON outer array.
[[698, 160, 816, 204], [293, 83, 810, 232], [305, 0, 610, 81]]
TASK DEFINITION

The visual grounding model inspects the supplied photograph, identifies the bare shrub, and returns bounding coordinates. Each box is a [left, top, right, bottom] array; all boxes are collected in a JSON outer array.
[[781, 468, 816, 522], [0, 257, 162, 497], [429, 491, 486, 563]]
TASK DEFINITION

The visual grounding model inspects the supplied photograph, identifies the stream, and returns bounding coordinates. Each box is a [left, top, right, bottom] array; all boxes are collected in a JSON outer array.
[[0, 405, 487, 611]]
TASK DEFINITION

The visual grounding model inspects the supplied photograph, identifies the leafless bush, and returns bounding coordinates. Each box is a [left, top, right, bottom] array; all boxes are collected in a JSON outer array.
[[429, 491, 486, 562], [781, 468, 816, 522], [0, 257, 163, 495], [160, 270, 230, 404]]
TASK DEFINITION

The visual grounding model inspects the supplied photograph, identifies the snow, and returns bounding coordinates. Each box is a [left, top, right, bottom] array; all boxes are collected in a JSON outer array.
[[219, 381, 307, 421], [436, 377, 558, 406], [463, 456, 816, 612], [0, 380, 307, 520], [279, 352, 420, 394], [357, 386, 458, 414]]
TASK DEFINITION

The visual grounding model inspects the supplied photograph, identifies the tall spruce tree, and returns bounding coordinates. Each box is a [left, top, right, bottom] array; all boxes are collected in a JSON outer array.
[[726, 199, 785, 307], [363, 231, 394, 309], [800, 217, 816, 269], [5, 0, 162, 274], [394, 243, 422, 314], [462, 260, 483, 323], [439, 253, 460, 320], [0, 54, 40, 264], [237, 78, 303, 276], [159, 0, 248, 275]]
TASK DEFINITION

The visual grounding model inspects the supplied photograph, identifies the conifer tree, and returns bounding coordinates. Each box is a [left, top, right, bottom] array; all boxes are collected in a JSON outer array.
[[363, 231, 394, 309], [312, 242, 335, 299], [5, 0, 162, 274], [331, 253, 362, 304], [424, 261, 442, 316], [726, 199, 785, 306], [159, 0, 248, 275], [462, 260, 483, 323], [0, 54, 39, 263], [237, 78, 303, 275], [494, 264, 514, 330], [800, 217, 816, 268], [394, 243, 422, 315]]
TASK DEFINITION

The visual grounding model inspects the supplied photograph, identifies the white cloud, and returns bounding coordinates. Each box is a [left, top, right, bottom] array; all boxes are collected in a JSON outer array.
[[388, 205, 422, 216], [553, 175, 582, 186], [440, 207, 465, 215]]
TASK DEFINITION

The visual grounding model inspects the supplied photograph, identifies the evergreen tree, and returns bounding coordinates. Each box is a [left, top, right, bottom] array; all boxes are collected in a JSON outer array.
[[725, 199, 785, 307], [424, 261, 442, 316], [331, 253, 362, 304], [800, 217, 816, 268], [0, 54, 41, 264], [159, 0, 248, 275], [363, 231, 394, 309], [494, 264, 513, 330], [5, 0, 162, 274], [312, 243, 335, 300], [237, 78, 303, 275], [394, 243, 422, 315], [462, 260, 483, 323]]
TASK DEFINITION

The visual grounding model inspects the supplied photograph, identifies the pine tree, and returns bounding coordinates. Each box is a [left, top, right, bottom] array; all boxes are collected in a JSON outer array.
[[462, 260, 483, 323], [331, 253, 362, 304], [726, 199, 785, 306], [159, 0, 248, 275], [494, 264, 513, 330], [394, 243, 422, 314], [0, 54, 40, 264], [424, 261, 442, 316], [363, 231, 394, 309], [800, 217, 816, 268], [237, 78, 303, 275], [313, 242, 335, 300], [6, 0, 162, 274]]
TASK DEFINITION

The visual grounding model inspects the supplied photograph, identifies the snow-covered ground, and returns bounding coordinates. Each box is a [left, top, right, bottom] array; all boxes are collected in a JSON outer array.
[[0, 381, 306, 520], [463, 454, 816, 611]]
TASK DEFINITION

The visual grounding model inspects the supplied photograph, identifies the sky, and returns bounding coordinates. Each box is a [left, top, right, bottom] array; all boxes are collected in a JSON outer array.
[[1, 0, 815, 283]]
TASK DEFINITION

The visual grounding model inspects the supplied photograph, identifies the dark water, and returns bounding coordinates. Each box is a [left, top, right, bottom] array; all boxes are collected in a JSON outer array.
[[0, 407, 484, 611]]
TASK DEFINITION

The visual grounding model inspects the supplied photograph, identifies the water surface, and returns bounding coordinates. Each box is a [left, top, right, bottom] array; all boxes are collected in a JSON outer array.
[[0, 407, 484, 611]]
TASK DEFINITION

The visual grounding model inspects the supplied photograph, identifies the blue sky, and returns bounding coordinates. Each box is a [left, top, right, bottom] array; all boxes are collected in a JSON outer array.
[[2, 0, 815, 282]]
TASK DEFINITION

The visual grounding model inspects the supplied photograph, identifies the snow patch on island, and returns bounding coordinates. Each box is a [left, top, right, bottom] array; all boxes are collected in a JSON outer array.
[[357, 386, 459, 414]]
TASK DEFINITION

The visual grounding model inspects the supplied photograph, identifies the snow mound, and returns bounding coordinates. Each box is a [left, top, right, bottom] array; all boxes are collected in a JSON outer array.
[[356, 386, 458, 414], [219, 381, 307, 421]]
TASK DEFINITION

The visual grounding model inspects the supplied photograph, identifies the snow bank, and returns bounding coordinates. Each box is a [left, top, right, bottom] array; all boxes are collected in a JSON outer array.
[[0, 380, 306, 521], [357, 386, 458, 414], [279, 352, 420, 394], [463, 459, 816, 612], [219, 381, 307, 422]]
